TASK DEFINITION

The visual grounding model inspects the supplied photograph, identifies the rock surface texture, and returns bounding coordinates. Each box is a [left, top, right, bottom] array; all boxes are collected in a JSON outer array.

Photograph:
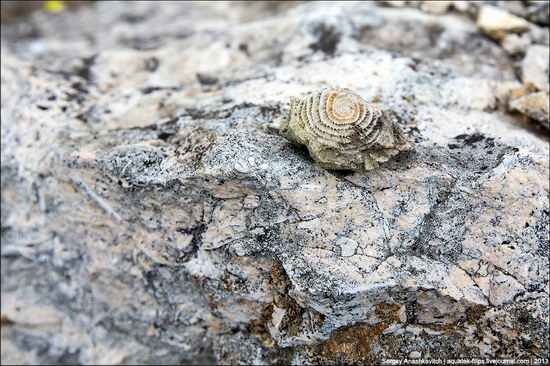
[[1, 2, 549, 365]]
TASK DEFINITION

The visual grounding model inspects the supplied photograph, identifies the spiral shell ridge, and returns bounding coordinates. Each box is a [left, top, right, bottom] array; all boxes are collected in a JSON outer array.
[[280, 85, 414, 171]]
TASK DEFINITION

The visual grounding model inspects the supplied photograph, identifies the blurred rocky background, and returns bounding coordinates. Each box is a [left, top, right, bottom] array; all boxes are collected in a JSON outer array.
[[1, 1, 548, 365]]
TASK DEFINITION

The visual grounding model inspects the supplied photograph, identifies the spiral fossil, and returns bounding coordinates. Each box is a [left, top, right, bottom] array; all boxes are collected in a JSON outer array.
[[280, 85, 414, 171]]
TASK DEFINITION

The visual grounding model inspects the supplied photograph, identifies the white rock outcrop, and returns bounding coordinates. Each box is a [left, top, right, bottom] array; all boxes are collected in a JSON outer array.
[[1, 2, 548, 364], [476, 5, 531, 40]]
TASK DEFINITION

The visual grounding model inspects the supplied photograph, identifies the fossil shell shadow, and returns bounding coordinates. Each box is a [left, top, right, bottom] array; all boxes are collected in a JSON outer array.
[[280, 85, 415, 171]]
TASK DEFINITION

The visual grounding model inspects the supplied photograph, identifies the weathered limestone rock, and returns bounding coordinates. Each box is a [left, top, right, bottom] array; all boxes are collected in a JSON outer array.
[[420, 1, 452, 15], [1, 2, 548, 365], [510, 92, 550, 128], [508, 82, 538, 101], [522, 45, 550, 92], [476, 5, 531, 40], [501, 33, 531, 55]]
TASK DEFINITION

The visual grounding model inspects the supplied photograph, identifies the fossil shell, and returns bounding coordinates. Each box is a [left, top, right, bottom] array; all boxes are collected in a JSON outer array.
[[280, 85, 414, 171]]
